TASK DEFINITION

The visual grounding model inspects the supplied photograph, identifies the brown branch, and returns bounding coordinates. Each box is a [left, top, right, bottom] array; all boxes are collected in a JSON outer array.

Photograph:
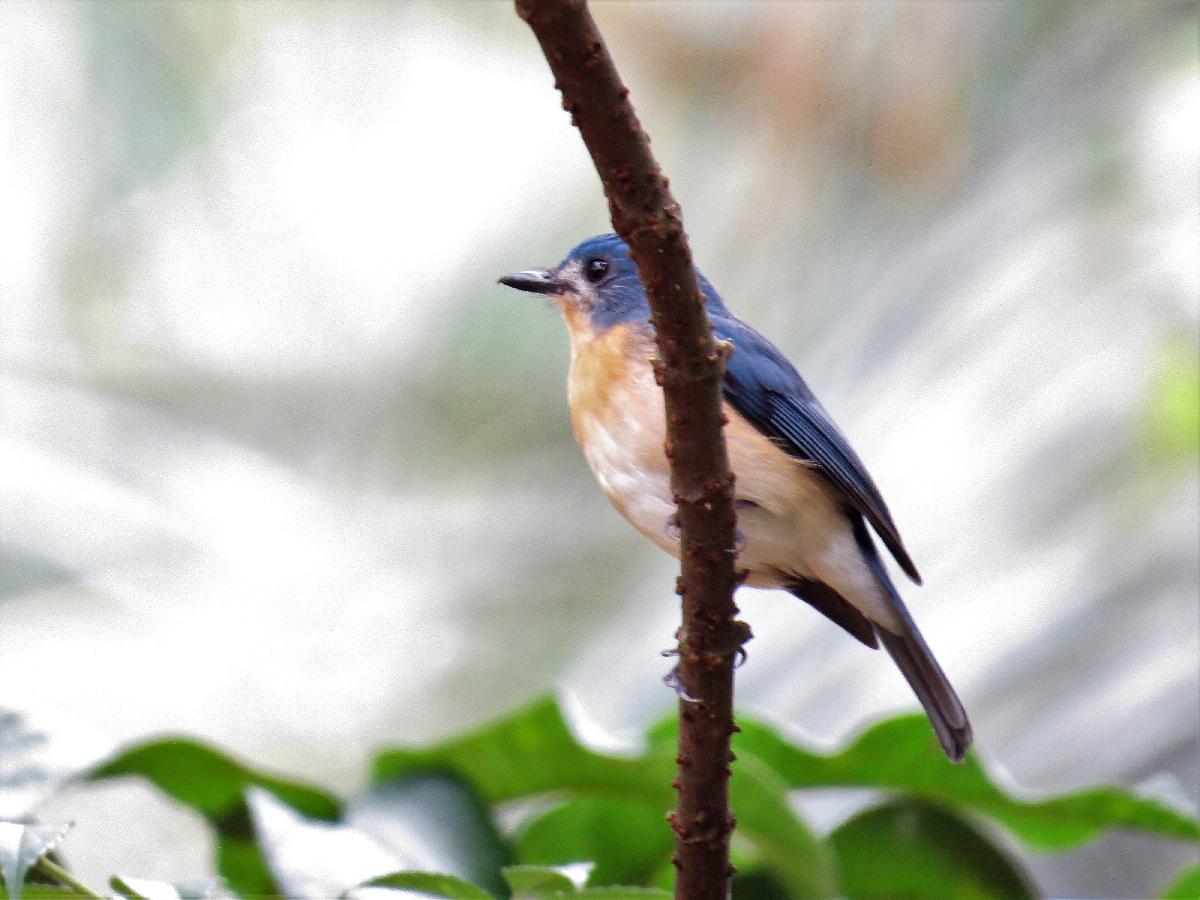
[[514, 2, 749, 896]]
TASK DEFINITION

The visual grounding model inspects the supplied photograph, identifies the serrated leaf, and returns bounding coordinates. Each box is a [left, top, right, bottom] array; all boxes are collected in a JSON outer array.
[[724, 714, 1200, 849], [1162, 863, 1200, 900], [355, 870, 493, 898], [501, 864, 578, 897], [87, 738, 340, 897], [829, 800, 1035, 899], [0, 822, 71, 900]]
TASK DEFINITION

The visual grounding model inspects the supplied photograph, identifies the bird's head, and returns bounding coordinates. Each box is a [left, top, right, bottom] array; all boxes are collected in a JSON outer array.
[[499, 234, 652, 340]]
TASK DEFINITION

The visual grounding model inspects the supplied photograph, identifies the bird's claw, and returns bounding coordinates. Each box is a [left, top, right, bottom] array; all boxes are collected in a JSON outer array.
[[664, 513, 681, 543], [663, 668, 701, 703]]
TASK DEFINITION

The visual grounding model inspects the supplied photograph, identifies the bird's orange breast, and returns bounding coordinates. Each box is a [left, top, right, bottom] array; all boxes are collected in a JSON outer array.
[[564, 315, 676, 547]]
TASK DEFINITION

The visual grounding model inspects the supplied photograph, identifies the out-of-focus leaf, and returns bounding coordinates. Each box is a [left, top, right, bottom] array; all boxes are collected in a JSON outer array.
[[372, 699, 669, 806], [729, 870, 789, 900], [246, 787, 401, 900], [88, 739, 340, 897], [212, 836, 274, 899], [0, 822, 71, 900], [1161, 863, 1200, 899], [501, 864, 579, 896], [515, 798, 670, 887], [347, 775, 508, 896], [372, 699, 836, 897], [1142, 336, 1200, 467], [89, 738, 339, 821], [355, 870, 493, 898], [728, 755, 838, 896], [829, 800, 1035, 899], [718, 714, 1200, 849], [110, 875, 182, 899], [574, 890, 671, 898]]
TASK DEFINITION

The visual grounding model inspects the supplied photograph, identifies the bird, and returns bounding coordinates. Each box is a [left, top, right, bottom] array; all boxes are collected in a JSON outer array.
[[499, 234, 972, 761]]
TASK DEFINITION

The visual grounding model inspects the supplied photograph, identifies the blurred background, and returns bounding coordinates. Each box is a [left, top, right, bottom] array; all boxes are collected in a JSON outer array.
[[1, 0, 1197, 896]]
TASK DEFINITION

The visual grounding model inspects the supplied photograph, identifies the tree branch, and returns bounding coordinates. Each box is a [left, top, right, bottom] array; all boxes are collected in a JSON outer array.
[[514, 2, 748, 896]]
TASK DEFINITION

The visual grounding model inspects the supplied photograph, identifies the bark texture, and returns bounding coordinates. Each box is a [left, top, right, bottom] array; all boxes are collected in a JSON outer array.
[[515, 2, 750, 896]]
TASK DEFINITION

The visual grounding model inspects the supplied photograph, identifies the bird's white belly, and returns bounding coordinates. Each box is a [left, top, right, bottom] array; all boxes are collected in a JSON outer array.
[[578, 416, 678, 556], [565, 321, 892, 626]]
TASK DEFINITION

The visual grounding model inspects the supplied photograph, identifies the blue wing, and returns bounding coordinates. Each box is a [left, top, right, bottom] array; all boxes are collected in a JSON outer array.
[[712, 312, 922, 584]]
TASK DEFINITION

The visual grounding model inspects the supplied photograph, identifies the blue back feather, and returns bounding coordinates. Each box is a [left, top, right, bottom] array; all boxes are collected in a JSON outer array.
[[559, 234, 920, 583]]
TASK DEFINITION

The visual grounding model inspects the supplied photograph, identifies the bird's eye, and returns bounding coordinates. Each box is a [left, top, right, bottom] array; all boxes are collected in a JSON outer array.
[[585, 258, 609, 283]]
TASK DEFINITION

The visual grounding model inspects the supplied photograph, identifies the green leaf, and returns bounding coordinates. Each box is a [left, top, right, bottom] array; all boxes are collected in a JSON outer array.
[[88, 738, 340, 897], [110, 875, 181, 899], [89, 738, 340, 821], [574, 890, 671, 898], [372, 699, 670, 806], [830, 800, 1035, 899], [213, 833, 274, 898], [358, 871, 494, 898], [727, 754, 838, 896], [730, 870, 790, 900], [372, 698, 837, 897], [1162, 863, 1200, 900], [728, 714, 1200, 849], [515, 798, 671, 887], [502, 864, 580, 896], [348, 774, 509, 896]]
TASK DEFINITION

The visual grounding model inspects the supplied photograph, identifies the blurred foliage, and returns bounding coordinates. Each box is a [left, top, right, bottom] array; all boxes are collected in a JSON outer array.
[[1161, 863, 1200, 900], [1142, 335, 1200, 469], [828, 800, 1035, 899], [89, 739, 340, 898], [2, 2, 1195, 899], [5, 698, 1197, 899]]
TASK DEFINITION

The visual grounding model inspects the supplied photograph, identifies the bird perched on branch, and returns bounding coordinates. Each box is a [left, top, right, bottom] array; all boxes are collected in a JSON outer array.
[[500, 234, 972, 761]]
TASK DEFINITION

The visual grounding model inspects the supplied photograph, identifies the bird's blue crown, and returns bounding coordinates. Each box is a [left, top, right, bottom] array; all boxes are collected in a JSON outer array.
[[557, 234, 727, 332]]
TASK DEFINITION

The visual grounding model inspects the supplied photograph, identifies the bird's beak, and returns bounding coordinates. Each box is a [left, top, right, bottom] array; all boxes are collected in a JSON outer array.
[[498, 269, 564, 295]]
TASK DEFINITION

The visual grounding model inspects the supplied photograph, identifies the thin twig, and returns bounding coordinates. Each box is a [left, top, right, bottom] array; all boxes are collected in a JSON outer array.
[[31, 856, 104, 898], [514, 2, 748, 897]]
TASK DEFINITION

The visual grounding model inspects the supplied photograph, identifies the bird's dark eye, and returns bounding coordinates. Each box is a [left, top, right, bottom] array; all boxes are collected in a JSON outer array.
[[585, 257, 609, 283]]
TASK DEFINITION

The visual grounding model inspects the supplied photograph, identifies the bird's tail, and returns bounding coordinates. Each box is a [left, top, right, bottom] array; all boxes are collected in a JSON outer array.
[[853, 517, 973, 762], [874, 621, 972, 762]]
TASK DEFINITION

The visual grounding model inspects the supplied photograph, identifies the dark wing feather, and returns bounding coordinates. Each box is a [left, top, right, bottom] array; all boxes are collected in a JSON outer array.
[[713, 313, 922, 584], [787, 578, 878, 648]]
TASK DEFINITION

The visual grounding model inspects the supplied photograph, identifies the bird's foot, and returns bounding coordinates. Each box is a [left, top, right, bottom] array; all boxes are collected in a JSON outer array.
[[662, 667, 701, 704], [732, 527, 747, 557], [664, 513, 681, 543]]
